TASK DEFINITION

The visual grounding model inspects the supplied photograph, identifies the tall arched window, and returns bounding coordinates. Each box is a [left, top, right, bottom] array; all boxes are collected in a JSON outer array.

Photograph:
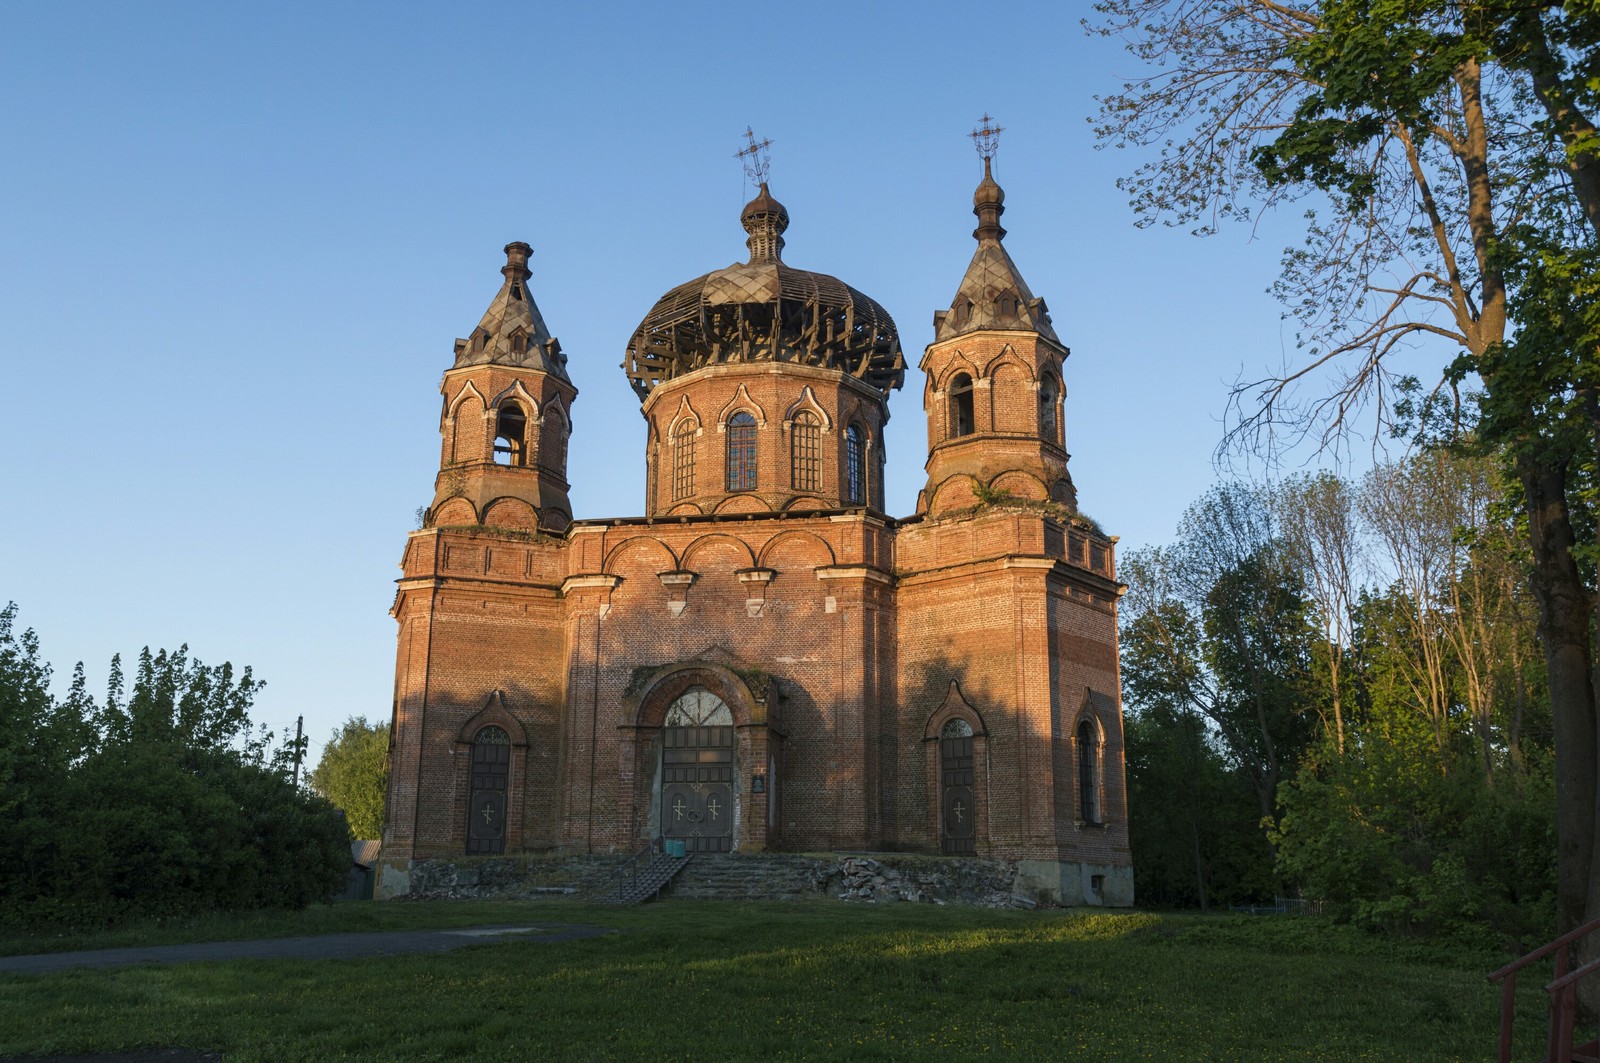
[[1040, 375, 1061, 443], [791, 412, 820, 491], [950, 373, 975, 438], [726, 411, 758, 491], [493, 403, 526, 466], [1077, 718, 1100, 824], [844, 424, 865, 504], [673, 422, 697, 501]]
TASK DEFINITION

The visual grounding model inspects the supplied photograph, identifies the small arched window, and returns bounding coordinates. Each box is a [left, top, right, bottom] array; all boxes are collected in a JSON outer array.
[[941, 718, 974, 739], [1077, 718, 1100, 824], [726, 411, 758, 491], [791, 412, 820, 491], [950, 373, 975, 438], [1040, 375, 1061, 444], [673, 422, 697, 500], [845, 424, 866, 504], [493, 403, 526, 466]]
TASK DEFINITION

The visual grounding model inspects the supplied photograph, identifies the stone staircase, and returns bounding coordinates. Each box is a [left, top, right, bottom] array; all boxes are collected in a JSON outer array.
[[668, 854, 828, 900]]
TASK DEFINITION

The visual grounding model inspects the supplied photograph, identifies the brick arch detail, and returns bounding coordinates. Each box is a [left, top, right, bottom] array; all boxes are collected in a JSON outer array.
[[487, 380, 543, 420], [456, 690, 530, 747], [431, 496, 479, 526], [988, 470, 1050, 501], [481, 497, 540, 531], [680, 532, 758, 571], [782, 386, 832, 432], [445, 380, 487, 421], [932, 353, 982, 391], [756, 529, 836, 569], [713, 493, 773, 515], [664, 393, 703, 440], [927, 475, 980, 513], [626, 661, 770, 730], [981, 345, 1035, 381], [714, 383, 768, 432], [922, 680, 988, 740], [602, 535, 679, 576]]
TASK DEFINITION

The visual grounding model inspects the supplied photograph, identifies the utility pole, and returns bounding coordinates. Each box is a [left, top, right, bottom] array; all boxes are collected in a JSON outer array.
[[291, 714, 304, 787]]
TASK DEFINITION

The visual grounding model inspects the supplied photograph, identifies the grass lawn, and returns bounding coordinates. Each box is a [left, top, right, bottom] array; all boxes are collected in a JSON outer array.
[[0, 901, 1553, 1061]]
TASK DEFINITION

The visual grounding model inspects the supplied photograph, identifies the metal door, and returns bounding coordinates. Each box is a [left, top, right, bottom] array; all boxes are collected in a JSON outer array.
[[941, 734, 975, 855], [467, 731, 509, 855], [662, 724, 734, 853]]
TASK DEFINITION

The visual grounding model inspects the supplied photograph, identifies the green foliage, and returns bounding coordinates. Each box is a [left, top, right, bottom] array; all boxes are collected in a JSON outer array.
[[1124, 704, 1275, 908], [1121, 453, 1555, 939], [1119, 482, 1320, 899], [0, 603, 348, 928], [1275, 740, 1556, 943], [309, 716, 390, 840]]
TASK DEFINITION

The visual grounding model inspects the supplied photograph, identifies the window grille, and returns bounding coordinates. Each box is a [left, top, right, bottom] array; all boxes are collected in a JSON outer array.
[[845, 424, 865, 504], [791, 413, 820, 491], [726, 411, 758, 491], [1078, 718, 1099, 823], [673, 424, 696, 500]]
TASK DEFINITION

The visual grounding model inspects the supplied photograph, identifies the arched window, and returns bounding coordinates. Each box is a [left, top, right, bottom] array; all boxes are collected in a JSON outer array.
[[1040, 375, 1061, 443], [673, 422, 697, 501], [493, 403, 526, 466], [845, 424, 866, 504], [726, 411, 758, 491], [950, 373, 975, 438], [791, 412, 820, 491], [468, 725, 510, 855], [941, 718, 974, 739], [664, 687, 733, 726], [1077, 718, 1100, 824]]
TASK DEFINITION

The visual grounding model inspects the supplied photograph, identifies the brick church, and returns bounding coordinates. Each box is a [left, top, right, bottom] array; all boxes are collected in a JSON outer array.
[[381, 144, 1133, 906]]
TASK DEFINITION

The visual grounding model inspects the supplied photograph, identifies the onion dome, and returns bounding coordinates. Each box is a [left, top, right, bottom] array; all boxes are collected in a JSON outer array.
[[452, 242, 569, 380], [935, 159, 1059, 344], [623, 184, 904, 402]]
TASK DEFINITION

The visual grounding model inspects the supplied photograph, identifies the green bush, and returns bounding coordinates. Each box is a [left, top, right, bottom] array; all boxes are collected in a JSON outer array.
[[0, 603, 350, 928]]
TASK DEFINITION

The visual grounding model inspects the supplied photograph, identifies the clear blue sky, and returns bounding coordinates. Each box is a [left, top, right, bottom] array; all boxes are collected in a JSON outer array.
[[0, 2, 1346, 767]]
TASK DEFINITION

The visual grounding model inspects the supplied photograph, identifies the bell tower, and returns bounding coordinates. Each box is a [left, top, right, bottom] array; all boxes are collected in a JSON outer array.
[[918, 125, 1075, 517], [427, 242, 578, 532]]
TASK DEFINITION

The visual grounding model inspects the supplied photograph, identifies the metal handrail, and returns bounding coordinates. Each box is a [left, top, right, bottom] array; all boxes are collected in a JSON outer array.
[[611, 839, 659, 902], [1489, 914, 1600, 1063]]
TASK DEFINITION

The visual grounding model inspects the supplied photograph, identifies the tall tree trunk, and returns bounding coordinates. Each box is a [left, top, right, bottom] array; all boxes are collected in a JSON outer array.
[[1516, 450, 1600, 934]]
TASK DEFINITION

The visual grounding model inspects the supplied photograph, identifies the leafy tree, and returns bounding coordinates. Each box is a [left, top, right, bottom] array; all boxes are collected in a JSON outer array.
[[310, 716, 390, 840], [1091, 0, 1600, 935], [1120, 483, 1320, 880], [1124, 700, 1276, 908], [0, 603, 348, 926]]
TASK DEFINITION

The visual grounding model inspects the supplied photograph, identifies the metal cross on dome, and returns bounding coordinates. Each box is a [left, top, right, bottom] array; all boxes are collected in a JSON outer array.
[[970, 113, 1004, 160], [736, 127, 773, 184]]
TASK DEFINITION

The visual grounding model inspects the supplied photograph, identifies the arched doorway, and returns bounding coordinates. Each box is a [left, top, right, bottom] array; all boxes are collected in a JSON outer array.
[[940, 718, 976, 855], [662, 688, 735, 853], [467, 725, 510, 855]]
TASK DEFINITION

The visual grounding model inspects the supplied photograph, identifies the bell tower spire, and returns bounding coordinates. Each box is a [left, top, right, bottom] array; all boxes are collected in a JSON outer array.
[[918, 122, 1075, 516], [424, 242, 579, 533]]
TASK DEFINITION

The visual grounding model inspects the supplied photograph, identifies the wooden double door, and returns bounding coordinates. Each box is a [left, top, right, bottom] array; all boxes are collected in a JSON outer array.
[[662, 723, 735, 853]]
